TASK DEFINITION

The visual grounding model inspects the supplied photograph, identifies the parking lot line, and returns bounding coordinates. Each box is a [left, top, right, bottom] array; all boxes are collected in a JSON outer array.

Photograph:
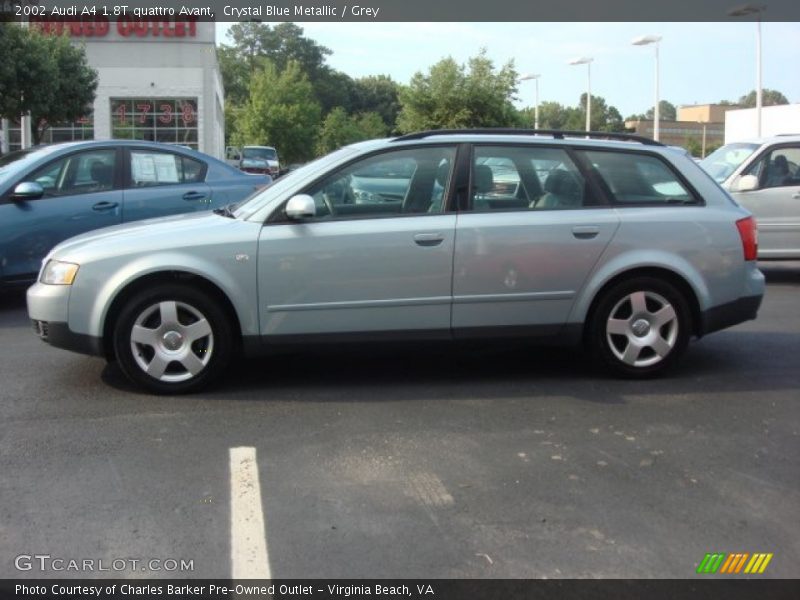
[[230, 447, 271, 578]]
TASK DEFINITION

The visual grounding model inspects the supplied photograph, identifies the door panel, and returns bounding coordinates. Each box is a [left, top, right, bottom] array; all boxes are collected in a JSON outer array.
[[453, 210, 619, 332], [257, 215, 457, 337], [0, 148, 121, 281], [122, 149, 212, 221], [733, 145, 800, 258], [453, 144, 619, 334], [734, 187, 800, 257]]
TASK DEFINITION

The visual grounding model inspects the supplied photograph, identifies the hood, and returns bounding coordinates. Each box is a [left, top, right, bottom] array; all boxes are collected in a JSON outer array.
[[241, 157, 279, 168], [48, 212, 256, 265]]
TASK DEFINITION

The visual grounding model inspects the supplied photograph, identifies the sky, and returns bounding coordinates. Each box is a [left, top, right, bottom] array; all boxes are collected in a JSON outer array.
[[215, 22, 800, 118]]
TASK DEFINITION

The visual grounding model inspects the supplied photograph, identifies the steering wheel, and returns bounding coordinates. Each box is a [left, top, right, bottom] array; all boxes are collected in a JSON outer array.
[[321, 193, 337, 217]]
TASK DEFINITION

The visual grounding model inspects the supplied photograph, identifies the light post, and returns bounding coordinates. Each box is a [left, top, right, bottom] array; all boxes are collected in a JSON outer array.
[[519, 73, 541, 129], [568, 57, 593, 132], [698, 120, 708, 158], [729, 4, 766, 137], [632, 34, 662, 142]]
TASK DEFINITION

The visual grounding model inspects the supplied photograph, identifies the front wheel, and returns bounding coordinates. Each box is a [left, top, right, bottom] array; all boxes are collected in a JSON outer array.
[[113, 284, 234, 394], [588, 277, 691, 378]]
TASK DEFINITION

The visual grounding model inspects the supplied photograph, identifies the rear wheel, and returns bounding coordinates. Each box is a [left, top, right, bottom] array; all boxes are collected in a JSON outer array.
[[589, 277, 691, 377], [113, 284, 233, 394]]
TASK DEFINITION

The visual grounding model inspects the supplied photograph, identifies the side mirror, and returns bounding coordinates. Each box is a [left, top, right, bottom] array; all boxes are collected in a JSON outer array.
[[232, 154, 240, 161], [733, 174, 759, 193], [285, 194, 316, 220], [12, 181, 45, 201]]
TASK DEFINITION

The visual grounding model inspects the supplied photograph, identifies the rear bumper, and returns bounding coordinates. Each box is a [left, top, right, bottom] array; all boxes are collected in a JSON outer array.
[[699, 294, 763, 336]]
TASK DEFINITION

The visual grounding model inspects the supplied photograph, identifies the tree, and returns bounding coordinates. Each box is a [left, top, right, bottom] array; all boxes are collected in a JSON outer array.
[[316, 108, 388, 155], [566, 94, 625, 132], [645, 100, 677, 121], [31, 34, 98, 144], [233, 60, 322, 165], [0, 25, 97, 144], [738, 89, 789, 108], [352, 75, 401, 132], [522, 101, 577, 130], [396, 50, 519, 132], [221, 22, 351, 114]]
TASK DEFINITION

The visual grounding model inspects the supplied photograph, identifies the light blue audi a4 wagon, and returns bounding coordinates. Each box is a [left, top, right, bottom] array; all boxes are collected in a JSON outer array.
[[28, 130, 765, 393]]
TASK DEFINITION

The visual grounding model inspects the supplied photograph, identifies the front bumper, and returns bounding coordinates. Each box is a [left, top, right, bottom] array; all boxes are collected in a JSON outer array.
[[27, 282, 104, 357]]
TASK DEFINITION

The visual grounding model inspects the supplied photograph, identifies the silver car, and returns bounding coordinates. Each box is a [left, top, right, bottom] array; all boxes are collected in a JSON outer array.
[[699, 135, 800, 259], [28, 130, 765, 394]]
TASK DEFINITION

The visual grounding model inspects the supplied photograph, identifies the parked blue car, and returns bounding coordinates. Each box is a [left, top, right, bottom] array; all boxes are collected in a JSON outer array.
[[0, 141, 270, 286]]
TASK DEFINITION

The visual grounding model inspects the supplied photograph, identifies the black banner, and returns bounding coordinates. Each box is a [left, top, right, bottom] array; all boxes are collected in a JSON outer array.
[[3, 0, 800, 23], [2, 579, 800, 600]]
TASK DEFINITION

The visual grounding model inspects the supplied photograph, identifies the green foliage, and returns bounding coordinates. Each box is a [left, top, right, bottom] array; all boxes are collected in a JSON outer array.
[[684, 138, 722, 158], [737, 89, 789, 108], [316, 108, 388, 155], [645, 100, 677, 121], [221, 22, 352, 115], [396, 50, 519, 132], [351, 75, 401, 133], [234, 60, 322, 164], [526, 95, 624, 132], [0, 25, 97, 144]]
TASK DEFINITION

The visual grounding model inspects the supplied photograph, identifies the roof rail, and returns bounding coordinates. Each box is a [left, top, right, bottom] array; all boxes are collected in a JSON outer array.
[[392, 128, 664, 146]]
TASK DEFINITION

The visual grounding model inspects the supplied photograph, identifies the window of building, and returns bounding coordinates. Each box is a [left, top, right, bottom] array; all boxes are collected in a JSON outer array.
[[1, 115, 94, 153], [111, 98, 198, 150]]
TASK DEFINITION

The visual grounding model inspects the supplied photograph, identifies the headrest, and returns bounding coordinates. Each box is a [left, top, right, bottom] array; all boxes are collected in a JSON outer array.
[[474, 164, 494, 193], [544, 170, 580, 196]]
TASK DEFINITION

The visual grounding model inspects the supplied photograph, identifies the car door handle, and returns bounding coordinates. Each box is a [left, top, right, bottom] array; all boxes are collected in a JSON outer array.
[[792, 192, 800, 199], [414, 233, 445, 247], [183, 191, 206, 201], [92, 201, 119, 211], [572, 225, 600, 239]]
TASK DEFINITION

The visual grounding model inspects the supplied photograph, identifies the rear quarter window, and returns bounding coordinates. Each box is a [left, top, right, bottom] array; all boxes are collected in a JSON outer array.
[[580, 150, 698, 206]]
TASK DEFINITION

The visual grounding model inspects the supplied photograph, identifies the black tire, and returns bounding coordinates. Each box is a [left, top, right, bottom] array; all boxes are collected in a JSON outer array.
[[112, 283, 234, 394], [588, 276, 691, 378]]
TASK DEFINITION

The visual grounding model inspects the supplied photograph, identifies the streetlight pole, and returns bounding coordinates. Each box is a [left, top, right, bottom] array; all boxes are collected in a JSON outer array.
[[519, 74, 541, 129], [729, 4, 766, 137], [568, 57, 593, 132], [632, 35, 662, 142]]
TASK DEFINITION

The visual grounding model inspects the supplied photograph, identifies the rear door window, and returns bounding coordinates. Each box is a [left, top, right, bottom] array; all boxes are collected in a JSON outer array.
[[580, 150, 697, 205], [470, 146, 595, 211], [129, 150, 205, 187]]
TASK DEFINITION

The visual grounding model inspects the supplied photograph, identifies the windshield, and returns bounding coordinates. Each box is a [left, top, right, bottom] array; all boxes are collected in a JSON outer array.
[[699, 143, 759, 183], [233, 145, 363, 220], [0, 146, 62, 187], [242, 147, 277, 161]]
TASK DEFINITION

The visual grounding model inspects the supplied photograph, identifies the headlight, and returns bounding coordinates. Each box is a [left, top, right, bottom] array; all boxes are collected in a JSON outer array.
[[40, 260, 80, 285]]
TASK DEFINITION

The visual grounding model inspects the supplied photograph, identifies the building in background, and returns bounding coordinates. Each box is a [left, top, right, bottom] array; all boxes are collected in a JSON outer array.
[[724, 104, 800, 143], [625, 104, 740, 156], [1, 18, 224, 158]]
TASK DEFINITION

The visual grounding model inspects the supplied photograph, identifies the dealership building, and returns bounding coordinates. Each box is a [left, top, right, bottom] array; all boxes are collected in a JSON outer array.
[[1, 18, 224, 158]]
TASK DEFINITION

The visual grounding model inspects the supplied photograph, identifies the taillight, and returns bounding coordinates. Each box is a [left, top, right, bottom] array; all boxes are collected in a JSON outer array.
[[735, 216, 758, 261]]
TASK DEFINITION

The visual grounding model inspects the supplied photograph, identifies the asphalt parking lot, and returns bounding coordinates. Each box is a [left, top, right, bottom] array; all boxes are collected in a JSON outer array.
[[1, 263, 798, 579]]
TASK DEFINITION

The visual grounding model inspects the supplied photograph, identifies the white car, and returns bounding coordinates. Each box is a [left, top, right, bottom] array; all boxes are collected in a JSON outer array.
[[700, 135, 800, 259]]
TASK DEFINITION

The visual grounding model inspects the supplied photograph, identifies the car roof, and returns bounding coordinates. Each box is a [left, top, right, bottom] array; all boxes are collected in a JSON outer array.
[[362, 131, 671, 155], [732, 134, 800, 145]]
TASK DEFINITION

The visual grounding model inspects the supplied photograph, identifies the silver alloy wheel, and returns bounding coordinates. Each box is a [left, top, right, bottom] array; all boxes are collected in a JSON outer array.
[[605, 290, 678, 368], [129, 300, 214, 383]]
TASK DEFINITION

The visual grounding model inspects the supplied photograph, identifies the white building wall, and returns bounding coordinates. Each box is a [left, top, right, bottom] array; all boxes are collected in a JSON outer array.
[[725, 104, 800, 143], [1, 21, 224, 158]]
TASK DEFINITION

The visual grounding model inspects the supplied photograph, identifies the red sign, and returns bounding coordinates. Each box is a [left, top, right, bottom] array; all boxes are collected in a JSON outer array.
[[30, 16, 198, 38]]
